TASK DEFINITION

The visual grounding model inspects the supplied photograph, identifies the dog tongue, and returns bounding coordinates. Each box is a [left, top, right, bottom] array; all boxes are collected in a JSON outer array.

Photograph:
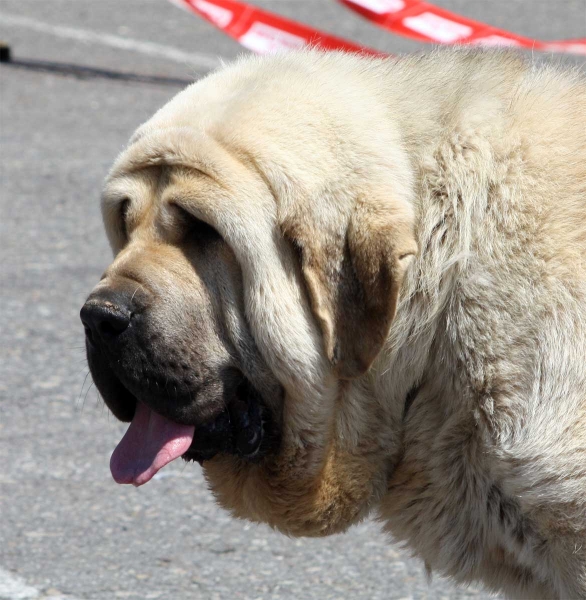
[[110, 401, 195, 487]]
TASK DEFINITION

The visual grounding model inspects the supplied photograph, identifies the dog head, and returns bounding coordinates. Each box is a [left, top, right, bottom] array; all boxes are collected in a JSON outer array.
[[82, 52, 417, 535]]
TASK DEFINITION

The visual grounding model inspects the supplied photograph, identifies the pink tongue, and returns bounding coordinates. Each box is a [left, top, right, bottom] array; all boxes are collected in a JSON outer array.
[[110, 401, 195, 487]]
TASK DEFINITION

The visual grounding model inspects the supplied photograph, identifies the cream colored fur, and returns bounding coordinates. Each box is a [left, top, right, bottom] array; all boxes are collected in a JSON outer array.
[[102, 48, 586, 598]]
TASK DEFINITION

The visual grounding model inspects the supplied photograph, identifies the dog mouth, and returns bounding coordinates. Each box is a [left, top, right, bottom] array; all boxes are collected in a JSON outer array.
[[110, 378, 272, 487], [86, 343, 278, 486]]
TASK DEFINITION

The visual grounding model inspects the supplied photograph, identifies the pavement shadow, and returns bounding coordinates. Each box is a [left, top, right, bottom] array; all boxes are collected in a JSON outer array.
[[3, 58, 195, 87]]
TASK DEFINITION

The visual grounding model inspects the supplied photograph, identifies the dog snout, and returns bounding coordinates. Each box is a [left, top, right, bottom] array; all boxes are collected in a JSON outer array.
[[81, 293, 131, 346]]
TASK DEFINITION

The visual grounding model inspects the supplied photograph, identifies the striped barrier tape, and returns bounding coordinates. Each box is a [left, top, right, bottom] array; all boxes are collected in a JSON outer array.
[[170, 0, 381, 55], [338, 0, 586, 55], [170, 0, 586, 56]]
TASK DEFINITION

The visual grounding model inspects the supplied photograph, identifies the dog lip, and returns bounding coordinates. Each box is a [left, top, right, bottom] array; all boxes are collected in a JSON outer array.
[[88, 340, 225, 428], [86, 340, 280, 469], [85, 341, 137, 422], [83, 325, 95, 347], [180, 380, 279, 465]]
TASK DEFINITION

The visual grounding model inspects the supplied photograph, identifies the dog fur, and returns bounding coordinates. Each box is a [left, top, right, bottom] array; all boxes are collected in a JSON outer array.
[[95, 48, 586, 598]]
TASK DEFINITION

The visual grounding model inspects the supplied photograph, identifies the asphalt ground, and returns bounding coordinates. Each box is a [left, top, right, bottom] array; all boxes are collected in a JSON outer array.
[[0, 1, 584, 599]]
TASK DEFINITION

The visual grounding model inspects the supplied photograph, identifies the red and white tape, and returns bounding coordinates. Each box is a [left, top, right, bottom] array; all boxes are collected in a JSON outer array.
[[338, 0, 586, 55], [171, 0, 381, 55], [170, 0, 586, 57]]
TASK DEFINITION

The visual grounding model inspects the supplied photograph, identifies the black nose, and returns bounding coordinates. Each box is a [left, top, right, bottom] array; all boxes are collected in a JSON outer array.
[[80, 293, 131, 346]]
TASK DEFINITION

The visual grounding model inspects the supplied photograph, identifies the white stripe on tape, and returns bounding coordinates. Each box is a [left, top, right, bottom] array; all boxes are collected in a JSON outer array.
[[0, 12, 221, 70], [403, 12, 473, 44], [239, 22, 307, 53]]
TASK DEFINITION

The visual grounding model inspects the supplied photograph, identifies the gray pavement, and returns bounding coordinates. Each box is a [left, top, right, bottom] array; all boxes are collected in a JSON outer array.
[[0, 1, 584, 598]]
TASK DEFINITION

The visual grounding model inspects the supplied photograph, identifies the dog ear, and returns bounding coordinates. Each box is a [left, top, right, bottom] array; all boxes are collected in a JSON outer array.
[[282, 191, 417, 379]]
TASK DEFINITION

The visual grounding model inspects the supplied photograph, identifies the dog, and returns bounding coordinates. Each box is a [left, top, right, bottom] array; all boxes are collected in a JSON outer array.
[[81, 48, 586, 598]]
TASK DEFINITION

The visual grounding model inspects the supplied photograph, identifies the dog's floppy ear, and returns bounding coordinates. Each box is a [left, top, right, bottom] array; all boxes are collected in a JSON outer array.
[[282, 190, 417, 379]]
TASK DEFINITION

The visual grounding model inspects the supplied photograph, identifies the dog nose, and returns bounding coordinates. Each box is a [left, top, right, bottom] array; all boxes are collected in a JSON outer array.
[[80, 293, 131, 345]]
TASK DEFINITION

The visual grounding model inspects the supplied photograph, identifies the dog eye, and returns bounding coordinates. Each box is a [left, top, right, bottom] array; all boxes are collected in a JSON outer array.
[[172, 204, 221, 242], [119, 198, 130, 237]]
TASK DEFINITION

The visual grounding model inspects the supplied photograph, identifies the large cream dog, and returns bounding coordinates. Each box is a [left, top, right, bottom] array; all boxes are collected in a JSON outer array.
[[81, 49, 586, 598]]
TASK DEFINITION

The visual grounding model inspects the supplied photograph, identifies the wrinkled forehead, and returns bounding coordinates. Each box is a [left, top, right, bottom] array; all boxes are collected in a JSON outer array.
[[105, 127, 229, 193], [101, 127, 280, 262], [103, 126, 272, 212]]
